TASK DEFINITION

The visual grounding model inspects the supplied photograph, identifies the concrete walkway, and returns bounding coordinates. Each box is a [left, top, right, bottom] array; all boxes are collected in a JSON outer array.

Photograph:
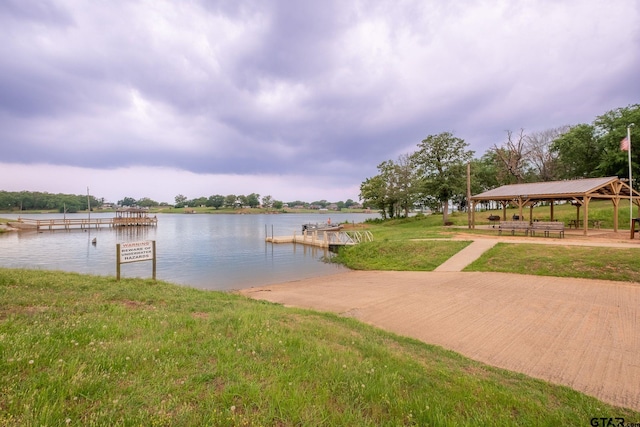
[[242, 234, 640, 411], [434, 239, 499, 271]]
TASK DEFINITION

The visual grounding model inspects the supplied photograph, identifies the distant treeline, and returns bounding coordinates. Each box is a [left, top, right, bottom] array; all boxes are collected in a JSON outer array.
[[0, 191, 102, 213]]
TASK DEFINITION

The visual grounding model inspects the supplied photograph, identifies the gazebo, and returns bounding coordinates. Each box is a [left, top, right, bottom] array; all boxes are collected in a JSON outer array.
[[469, 176, 640, 235]]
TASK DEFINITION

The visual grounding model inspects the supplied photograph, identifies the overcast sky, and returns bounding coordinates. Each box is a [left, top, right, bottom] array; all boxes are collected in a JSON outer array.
[[1, 0, 638, 204]]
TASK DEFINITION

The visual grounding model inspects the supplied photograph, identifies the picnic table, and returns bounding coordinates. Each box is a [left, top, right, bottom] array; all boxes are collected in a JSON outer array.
[[567, 219, 602, 229]]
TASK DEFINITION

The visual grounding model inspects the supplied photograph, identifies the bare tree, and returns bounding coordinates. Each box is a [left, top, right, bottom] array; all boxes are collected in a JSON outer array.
[[524, 126, 570, 182], [492, 129, 530, 184]]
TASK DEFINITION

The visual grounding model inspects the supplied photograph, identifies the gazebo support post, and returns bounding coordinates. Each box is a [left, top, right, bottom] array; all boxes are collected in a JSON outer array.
[[583, 196, 590, 236], [518, 197, 524, 221], [550, 200, 554, 221], [470, 200, 476, 229]]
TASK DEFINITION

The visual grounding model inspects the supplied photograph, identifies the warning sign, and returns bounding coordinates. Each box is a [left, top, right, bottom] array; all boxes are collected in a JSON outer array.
[[116, 240, 156, 281], [119, 241, 154, 263]]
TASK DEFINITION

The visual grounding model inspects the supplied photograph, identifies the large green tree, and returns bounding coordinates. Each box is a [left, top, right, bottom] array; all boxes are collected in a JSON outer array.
[[593, 104, 640, 182], [551, 104, 640, 183], [412, 132, 474, 224], [174, 194, 187, 207], [551, 124, 600, 179], [206, 195, 225, 210], [224, 194, 237, 208], [245, 193, 260, 208], [359, 174, 392, 219], [359, 156, 420, 219], [136, 197, 158, 208]]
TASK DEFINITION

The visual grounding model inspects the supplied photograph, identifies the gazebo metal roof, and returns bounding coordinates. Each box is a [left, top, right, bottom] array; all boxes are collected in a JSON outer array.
[[471, 176, 636, 201], [469, 176, 640, 234]]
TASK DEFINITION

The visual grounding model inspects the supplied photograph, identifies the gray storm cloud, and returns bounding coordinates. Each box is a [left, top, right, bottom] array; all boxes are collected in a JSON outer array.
[[0, 0, 638, 201]]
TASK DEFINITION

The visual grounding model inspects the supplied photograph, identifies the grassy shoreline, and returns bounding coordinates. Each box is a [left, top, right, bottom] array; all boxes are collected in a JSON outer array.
[[3, 210, 640, 424], [1, 268, 638, 426]]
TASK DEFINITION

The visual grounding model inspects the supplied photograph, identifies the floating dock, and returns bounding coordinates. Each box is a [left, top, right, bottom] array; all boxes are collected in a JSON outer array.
[[15, 208, 158, 231], [266, 230, 373, 249]]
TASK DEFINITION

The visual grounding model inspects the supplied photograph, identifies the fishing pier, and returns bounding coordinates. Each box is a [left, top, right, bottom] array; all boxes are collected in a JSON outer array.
[[15, 208, 158, 231]]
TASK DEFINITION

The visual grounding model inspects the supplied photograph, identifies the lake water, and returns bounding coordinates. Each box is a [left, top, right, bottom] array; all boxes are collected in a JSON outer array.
[[0, 212, 379, 291]]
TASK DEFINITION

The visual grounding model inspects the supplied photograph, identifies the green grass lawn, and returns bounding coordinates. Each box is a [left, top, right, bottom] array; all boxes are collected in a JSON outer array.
[[332, 240, 471, 270], [464, 243, 640, 281], [337, 212, 640, 282], [1, 268, 638, 426]]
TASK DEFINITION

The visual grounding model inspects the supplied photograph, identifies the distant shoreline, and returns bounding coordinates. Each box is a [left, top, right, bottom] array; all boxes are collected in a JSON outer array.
[[0, 208, 373, 215]]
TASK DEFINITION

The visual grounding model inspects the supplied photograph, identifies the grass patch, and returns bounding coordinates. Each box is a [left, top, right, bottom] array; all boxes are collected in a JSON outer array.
[[333, 240, 471, 270], [464, 243, 640, 282], [359, 214, 467, 240], [1, 268, 637, 425], [346, 213, 640, 282]]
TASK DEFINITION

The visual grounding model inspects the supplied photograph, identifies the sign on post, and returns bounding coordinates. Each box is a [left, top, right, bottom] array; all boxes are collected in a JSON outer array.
[[116, 240, 156, 280]]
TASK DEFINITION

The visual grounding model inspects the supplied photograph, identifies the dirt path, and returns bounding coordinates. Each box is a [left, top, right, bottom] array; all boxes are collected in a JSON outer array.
[[240, 270, 640, 411]]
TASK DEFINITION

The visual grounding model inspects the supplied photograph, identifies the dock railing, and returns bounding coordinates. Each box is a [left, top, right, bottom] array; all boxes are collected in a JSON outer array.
[[17, 216, 158, 231]]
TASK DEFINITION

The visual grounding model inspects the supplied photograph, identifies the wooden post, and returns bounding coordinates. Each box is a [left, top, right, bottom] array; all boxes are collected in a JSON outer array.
[[116, 243, 121, 281], [152, 240, 156, 280], [467, 162, 471, 229]]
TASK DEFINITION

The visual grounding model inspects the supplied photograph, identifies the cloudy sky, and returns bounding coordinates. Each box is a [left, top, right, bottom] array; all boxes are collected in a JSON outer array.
[[1, 0, 638, 204]]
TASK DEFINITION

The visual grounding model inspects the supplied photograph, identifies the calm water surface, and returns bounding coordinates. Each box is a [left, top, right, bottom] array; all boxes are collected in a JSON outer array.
[[0, 212, 379, 290]]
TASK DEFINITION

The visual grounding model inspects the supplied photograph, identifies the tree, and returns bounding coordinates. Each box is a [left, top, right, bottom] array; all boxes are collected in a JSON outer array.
[[246, 193, 260, 208], [311, 200, 328, 208], [551, 123, 601, 179], [207, 195, 225, 210], [391, 153, 419, 218], [550, 104, 640, 183], [118, 196, 136, 207], [412, 132, 474, 224], [469, 154, 501, 210], [492, 129, 531, 184], [224, 194, 237, 208], [174, 194, 187, 208], [360, 155, 421, 218], [190, 197, 208, 207], [261, 195, 273, 209], [136, 197, 158, 208], [359, 174, 391, 219], [525, 126, 569, 182], [593, 104, 640, 183]]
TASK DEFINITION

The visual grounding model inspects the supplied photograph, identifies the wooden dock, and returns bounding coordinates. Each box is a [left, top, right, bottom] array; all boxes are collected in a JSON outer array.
[[15, 208, 158, 231], [266, 230, 373, 249]]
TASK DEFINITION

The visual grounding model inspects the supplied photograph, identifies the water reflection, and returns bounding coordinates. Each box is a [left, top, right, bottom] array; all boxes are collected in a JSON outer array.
[[0, 212, 378, 290]]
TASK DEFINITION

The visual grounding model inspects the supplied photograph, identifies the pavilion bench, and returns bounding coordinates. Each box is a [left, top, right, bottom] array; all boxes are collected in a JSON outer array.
[[530, 221, 564, 238], [498, 221, 530, 236]]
